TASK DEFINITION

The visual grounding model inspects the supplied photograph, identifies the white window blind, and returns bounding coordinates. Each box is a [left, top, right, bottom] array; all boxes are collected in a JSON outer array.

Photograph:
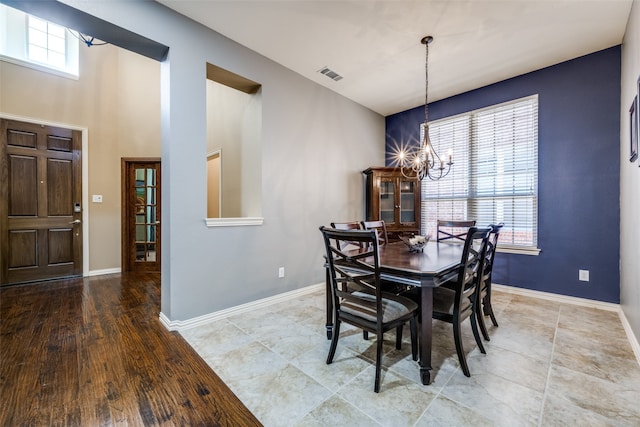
[[422, 95, 538, 250]]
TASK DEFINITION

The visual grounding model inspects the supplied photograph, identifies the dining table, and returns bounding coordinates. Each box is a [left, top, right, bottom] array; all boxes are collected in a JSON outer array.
[[324, 240, 464, 385]]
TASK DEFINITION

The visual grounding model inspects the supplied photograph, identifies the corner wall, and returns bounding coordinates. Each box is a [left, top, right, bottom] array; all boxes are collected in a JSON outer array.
[[386, 47, 622, 303], [54, 0, 384, 321], [621, 0, 640, 351]]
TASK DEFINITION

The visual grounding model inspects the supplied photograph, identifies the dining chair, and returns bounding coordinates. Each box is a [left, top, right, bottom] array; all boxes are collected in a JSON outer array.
[[436, 219, 476, 243], [329, 221, 371, 340], [476, 222, 504, 341], [330, 221, 363, 249], [319, 226, 418, 392], [361, 220, 389, 246], [432, 226, 491, 377]]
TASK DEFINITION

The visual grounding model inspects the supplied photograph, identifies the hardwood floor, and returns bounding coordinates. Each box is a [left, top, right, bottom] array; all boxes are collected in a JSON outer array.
[[0, 273, 261, 426]]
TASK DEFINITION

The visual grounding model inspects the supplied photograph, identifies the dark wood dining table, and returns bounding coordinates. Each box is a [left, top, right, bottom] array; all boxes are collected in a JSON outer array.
[[324, 240, 463, 385]]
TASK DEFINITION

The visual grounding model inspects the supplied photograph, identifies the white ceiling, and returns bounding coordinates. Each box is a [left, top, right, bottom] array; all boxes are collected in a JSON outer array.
[[157, 0, 632, 117]]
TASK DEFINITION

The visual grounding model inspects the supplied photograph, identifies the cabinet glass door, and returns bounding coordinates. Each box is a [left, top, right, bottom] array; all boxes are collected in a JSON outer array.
[[399, 179, 416, 224], [379, 179, 395, 224]]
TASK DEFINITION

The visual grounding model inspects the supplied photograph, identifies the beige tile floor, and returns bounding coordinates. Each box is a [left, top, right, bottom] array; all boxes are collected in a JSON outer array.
[[180, 289, 640, 427]]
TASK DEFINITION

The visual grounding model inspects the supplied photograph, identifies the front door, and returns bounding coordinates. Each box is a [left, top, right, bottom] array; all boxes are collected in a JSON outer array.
[[122, 159, 161, 272], [0, 119, 83, 285]]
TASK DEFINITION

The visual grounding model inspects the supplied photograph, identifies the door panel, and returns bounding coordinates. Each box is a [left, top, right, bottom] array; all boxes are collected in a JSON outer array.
[[8, 230, 37, 268], [122, 159, 161, 272], [1, 119, 82, 285], [9, 155, 38, 215], [47, 158, 73, 215]]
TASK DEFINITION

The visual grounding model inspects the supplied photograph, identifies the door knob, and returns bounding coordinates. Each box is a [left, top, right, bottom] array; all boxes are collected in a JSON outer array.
[[69, 219, 82, 225]]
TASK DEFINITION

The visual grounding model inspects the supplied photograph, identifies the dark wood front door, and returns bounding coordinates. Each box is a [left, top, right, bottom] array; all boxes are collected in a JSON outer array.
[[0, 119, 83, 285], [122, 159, 161, 272]]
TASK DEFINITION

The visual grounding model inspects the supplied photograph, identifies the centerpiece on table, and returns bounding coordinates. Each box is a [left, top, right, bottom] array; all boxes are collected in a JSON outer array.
[[399, 234, 429, 253]]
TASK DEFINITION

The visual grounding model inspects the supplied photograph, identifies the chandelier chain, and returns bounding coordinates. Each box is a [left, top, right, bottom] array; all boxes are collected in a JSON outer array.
[[424, 38, 429, 127]]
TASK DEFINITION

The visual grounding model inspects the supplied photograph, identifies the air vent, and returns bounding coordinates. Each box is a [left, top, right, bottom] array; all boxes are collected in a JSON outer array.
[[318, 66, 343, 82]]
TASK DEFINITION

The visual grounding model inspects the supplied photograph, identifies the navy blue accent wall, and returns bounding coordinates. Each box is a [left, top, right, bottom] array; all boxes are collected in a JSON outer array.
[[386, 46, 621, 303]]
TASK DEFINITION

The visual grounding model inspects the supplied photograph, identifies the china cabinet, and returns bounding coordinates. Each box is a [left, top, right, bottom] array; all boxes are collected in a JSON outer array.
[[363, 167, 421, 239]]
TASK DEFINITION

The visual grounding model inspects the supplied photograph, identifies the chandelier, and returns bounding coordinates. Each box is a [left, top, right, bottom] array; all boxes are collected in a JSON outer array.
[[398, 36, 452, 181]]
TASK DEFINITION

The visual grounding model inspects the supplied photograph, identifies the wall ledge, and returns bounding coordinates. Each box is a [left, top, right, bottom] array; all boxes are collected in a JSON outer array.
[[204, 217, 264, 227]]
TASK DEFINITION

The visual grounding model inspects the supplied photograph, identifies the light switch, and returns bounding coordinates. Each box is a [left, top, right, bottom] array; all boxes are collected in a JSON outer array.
[[92, 195, 103, 203]]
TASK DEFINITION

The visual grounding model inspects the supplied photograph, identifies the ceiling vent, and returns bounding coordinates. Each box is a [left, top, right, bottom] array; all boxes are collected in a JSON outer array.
[[318, 66, 343, 82]]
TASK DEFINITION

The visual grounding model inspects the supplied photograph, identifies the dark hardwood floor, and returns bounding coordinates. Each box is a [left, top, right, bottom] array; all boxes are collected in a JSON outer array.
[[0, 272, 261, 426]]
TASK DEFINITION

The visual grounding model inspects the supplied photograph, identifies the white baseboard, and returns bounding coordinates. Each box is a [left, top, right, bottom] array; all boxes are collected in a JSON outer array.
[[159, 282, 325, 332], [86, 268, 121, 277], [493, 283, 640, 366], [492, 283, 619, 311]]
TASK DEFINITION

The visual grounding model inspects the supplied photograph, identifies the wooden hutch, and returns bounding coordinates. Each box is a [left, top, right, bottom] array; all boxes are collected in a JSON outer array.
[[363, 167, 421, 239]]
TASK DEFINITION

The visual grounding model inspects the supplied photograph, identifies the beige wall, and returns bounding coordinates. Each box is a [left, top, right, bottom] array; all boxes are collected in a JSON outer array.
[[0, 44, 160, 272]]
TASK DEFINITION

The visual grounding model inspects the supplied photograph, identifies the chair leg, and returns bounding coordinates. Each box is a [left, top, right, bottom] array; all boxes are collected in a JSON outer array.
[[477, 299, 491, 341], [470, 308, 486, 355], [374, 330, 383, 393], [410, 317, 418, 361], [326, 320, 341, 364], [395, 325, 403, 350], [484, 283, 499, 327], [488, 309, 499, 327], [363, 331, 369, 340], [453, 321, 470, 377]]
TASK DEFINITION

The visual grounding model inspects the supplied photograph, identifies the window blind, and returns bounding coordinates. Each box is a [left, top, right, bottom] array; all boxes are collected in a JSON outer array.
[[421, 95, 538, 249]]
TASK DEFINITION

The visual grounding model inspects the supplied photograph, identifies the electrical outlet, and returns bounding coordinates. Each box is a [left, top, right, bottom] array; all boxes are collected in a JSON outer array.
[[92, 194, 103, 203], [579, 269, 589, 282], [278, 267, 285, 278]]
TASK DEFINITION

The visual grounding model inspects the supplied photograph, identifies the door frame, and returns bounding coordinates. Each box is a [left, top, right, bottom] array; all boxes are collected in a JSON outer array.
[[121, 157, 161, 272], [1, 113, 89, 278]]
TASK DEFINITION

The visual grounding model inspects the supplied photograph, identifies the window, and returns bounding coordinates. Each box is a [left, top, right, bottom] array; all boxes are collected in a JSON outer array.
[[422, 96, 539, 252], [27, 15, 67, 69], [0, 4, 79, 77]]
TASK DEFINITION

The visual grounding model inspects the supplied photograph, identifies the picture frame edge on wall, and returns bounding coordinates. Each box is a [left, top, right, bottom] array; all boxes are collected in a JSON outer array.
[[637, 75, 640, 166], [630, 94, 638, 163]]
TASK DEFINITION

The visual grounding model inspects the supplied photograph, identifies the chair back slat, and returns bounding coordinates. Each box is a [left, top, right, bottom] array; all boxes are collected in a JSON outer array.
[[449, 226, 492, 315], [436, 219, 476, 243], [320, 227, 383, 316], [330, 221, 364, 249], [361, 220, 389, 246]]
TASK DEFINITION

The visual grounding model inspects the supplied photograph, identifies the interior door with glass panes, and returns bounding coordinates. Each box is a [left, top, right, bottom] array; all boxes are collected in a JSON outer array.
[[122, 159, 160, 272]]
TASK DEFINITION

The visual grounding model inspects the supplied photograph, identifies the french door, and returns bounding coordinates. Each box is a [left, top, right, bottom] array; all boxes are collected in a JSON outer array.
[[121, 159, 161, 272]]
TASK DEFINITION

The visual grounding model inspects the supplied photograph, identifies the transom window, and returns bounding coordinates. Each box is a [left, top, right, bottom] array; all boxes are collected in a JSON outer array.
[[0, 4, 79, 78], [27, 16, 67, 69], [422, 95, 539, 253]]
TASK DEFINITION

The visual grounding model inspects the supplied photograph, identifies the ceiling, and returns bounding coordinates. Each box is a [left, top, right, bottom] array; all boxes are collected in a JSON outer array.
[[157, 0, 632, 117]]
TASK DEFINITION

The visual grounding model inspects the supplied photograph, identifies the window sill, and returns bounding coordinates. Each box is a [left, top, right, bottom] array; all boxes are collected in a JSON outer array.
[[1, 55, 79, 80], [205, 217, 264, 227], [496, 246, 541, 256]]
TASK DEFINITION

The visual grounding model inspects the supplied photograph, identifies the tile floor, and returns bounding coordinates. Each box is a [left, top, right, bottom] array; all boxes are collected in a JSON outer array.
[[180, 288, 640, 427]]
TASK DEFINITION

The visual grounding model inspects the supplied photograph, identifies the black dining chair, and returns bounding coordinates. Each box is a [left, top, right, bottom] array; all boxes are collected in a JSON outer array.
[[330, 221, 373, 339], [476, 223, 504, 341], [361, 220, 389, 246], [436, 219, 476, 243], [330, 221, 364, 249], [319, 226, 418, 392], [431, 226, 491, 377]]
